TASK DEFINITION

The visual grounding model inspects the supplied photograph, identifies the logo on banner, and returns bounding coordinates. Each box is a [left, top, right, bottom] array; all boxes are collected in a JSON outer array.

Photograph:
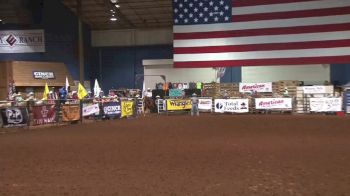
[[6, 34, 17, 46], [41, 106, 49, 118], [6, 108, 23, 124], [33, 71, 55, 79], [104, 105, 121, 114], [216, 102, 223, 110]]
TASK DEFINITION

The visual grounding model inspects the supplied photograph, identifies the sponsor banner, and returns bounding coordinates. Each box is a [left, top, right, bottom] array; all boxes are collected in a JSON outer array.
[[310, 98, 342, 112], [103, 102, 121, 118], [32, 105, 56, 125], [214, 99, 249, 113], [0, 30, 45, 53], [82, 104, 100, 117], [121, 101, 134, 117], [198, 99, 212, 110], [303, 86, 326, 94], [239, 83, 272, 93], [62, 105, 81, 122], [33, 71, 55, 79], [255, 98, 293, 110], [169, 89, 184, 97], [166, 99, 192, 111], [0, 107, 28, 127]]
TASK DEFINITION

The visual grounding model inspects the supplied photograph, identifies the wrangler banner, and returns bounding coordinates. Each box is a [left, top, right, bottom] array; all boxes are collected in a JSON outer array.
[[0, 107, 28, 127], [32, 105, 57, 125], [121, 101, 134, 118], [62, 105, 81, 122], [166, 99, 192, 111], [103, 102, 121, 118]]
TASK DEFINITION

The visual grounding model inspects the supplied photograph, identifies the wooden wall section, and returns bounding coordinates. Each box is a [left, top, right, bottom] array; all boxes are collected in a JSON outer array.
[[11, 61, 74, 87], [0, 61, 11, 100]]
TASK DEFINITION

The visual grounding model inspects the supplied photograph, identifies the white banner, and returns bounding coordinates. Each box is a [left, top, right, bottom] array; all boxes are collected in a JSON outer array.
[[302, 86, 326, 94], [214, 99, 249, 113], [0, 30, 45, 53], [239, 82, 272, 93], [310, 98, 342, 112], [255, 98, 293, 110], [82, 104, 100, 117], [198, 99, 212, 110]]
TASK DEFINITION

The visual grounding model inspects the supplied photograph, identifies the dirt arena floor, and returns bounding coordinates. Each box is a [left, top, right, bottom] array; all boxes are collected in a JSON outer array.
[[0, 114, 350, 196]]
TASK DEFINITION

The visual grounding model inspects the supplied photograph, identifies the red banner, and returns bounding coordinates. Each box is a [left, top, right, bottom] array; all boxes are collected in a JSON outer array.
[[32, 105, 57, 125]]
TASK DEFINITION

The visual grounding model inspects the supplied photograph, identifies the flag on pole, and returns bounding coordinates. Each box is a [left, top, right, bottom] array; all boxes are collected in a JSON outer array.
[[65, 76, 69, 92], [77, 83, 88, 100], [93, 79, 101, 98], [141, 79, 146, 98], [43, 83, 49, 100]]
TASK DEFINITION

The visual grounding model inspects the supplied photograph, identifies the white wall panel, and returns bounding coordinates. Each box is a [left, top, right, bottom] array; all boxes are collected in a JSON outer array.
[[242, 64, 330, 85], [143, 59, 217, 89]]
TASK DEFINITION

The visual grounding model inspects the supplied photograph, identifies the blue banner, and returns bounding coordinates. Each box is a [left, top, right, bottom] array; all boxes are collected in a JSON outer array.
[[102, 102, 121, 118]]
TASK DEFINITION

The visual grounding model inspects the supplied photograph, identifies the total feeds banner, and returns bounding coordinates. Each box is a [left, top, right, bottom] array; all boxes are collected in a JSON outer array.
[[166, 99, 192, 111], [198, 99, 212, 110], [310, 98, 342, 112], [239, 83, 272, 93], [32, 105, 57, 125], [255, 98, 293, 110], [0, 30, 45, 53], [214, 99, 249, 113]]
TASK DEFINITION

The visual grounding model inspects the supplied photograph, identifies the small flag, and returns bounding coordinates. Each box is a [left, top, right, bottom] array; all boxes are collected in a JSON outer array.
[[65, 76, 69, 92], [93, 79, 101, 98], [43, 83, 49, 100], [141, 80, 145, 98], [77, 83, 88, 100]]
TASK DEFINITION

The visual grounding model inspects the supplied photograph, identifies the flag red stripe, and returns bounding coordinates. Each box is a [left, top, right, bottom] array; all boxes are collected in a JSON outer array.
[[174, 56, 350, 68], [232, 0, 315, 7], [174, 39, 350, 54], [233, 6, 350, 22], [174, 23, 350, 40]]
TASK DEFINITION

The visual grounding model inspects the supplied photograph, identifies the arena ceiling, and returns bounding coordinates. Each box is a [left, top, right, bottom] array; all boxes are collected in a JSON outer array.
[[62, 0, 173, 30]]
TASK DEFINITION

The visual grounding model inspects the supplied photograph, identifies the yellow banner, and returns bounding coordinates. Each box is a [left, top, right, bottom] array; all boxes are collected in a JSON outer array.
[[121, 101, 134, 117], [166, 99, 192, 111]]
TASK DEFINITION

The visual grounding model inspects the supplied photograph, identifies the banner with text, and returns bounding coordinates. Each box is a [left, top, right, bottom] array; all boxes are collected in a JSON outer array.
[[239, 83, 272, 93], [62, 105, 81, 122], [32, 105, 57, 125], [0, 29, 45, 53], [83, 104, 100, 117], [103, 102, 121, 118], [310, 98, 342, 112], [0, 107, 28, 127], [121, 101, 134, 117], [255, 98, 293, 110], [166, 99, 192, 111], [198, 99, 212, 110], [214, 99, 249, 113]]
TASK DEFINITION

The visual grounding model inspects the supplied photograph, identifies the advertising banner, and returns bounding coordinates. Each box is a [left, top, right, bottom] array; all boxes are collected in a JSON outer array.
[[255, 98, 293, 110], [103, 102, 121, 118], [33, 71, 55, 79], [214, 99, 249, 113], [62, 105, 81, 122], [302, 86, 326, 94], [310, 98, 342, 112], [82, 104, 100, 117], [0, 29, 45, 53], [169, 89, 184, 97], [198, 99, 212, 110], [121, 101, 134, 117], [239, 83, 272, 93], [0, 107, 28, 127], [166, 99, 192, 111], [32, 105, 57, 125]]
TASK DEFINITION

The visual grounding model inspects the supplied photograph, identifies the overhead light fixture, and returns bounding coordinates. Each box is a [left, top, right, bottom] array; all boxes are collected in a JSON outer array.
[[115, 4, 120, 8], [110, 15, 117, 21], [110, 0, 117, 3]]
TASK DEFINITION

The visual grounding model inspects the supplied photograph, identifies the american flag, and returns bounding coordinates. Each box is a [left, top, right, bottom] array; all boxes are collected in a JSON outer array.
[[173, 0, 350, 68]]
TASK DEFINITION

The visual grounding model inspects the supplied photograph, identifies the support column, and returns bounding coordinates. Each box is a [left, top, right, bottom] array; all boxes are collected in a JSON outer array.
[[77, 0, 84, 84]]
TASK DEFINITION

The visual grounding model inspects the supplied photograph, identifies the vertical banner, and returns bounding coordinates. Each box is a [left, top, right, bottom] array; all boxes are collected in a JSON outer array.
[[32, 105, 57, 125], [121, 101, 134, 118], [103, 102, 121, 118], [62, 105, 81, 122], [0, 107, 28, 127]]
